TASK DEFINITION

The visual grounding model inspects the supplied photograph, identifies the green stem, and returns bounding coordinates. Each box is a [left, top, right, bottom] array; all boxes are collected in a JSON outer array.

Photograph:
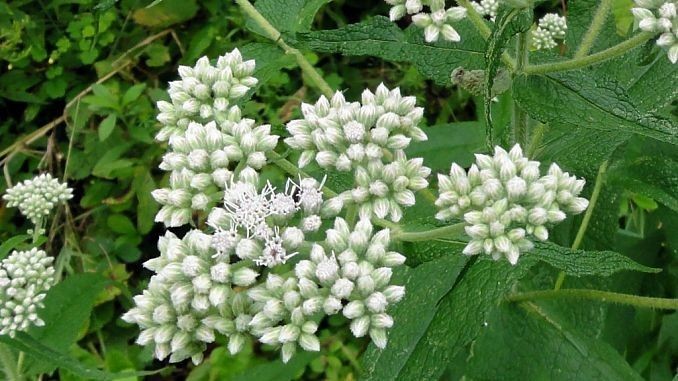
[[15, 352, 24, 378], [525, 32, 654, 74], [512, 32, 530, 147], [554, 160, 609, 290], [235, 0, 334, 98], [457, 0, 516, 70], [0, 344, 19, 381], [508, 289, 678, 310], [574, 0, 613, 58], [392, 223, 466, 242]]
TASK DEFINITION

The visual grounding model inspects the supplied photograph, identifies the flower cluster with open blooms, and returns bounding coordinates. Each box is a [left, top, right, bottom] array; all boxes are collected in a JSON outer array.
[[0, 248, 55, 337], [632, 0, 678, 63], [384, 0, 468, 42], [124, 50, 407, 365], [435, 144, 589, 265], [285, 84, 430, 222], [3, 173, 73, 225], [532, 13, 567, 50]]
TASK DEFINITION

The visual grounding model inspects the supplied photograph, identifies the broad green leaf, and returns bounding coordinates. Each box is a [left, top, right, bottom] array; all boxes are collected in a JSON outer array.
[[466, 303, 643, 380], [514, 71, 678, 147], [294, 16, 485, 85], [405, 122, 484, 172], [230, 350, 317, 381], [98, 114, 116, 141], [246, 0, 330, 35], [132, 0, 197, 28], [383, 258, 536, 380], [361, 254, 469, 381], [0, 333, 160, 381], [241, 43, 297, 100], [25, 273, 109, 374], [133, 168, 158, 234], [531, 242, 659, 277], [565, 0, 624, 56], [0, 235, 31, 260]]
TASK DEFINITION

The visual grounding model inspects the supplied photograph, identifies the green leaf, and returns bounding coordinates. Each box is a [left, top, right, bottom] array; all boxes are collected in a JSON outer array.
[[144, 43, 171, 67], [98, 114, 116, 141], [25, 273, 109, 374], [107, 214, 137, 235], [230, 350, 317, 381], [372, 258, 536, 380], [361, 254, 469, 380], [294, 16, 485, 85], [0, 235, 31, 260], [122, 83, 147, 106], [132, 168, 158, 234], [531, 242, 660, 277], [514, 71, 678, 147], [246, 0, 330, 34], [1, 333, 163, 380], [240, 42, 297, 98], [405, 122, 484, 172], [466, 303, 643, 381], [132, 0, 198, 28]]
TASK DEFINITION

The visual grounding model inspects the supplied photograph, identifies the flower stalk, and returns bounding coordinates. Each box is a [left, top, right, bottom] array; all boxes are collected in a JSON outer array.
[[508, 289, 678, 310]]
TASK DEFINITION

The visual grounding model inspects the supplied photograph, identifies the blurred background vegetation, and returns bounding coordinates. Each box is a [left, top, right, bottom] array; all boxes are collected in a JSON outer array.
[[0, 0, 676, 380]]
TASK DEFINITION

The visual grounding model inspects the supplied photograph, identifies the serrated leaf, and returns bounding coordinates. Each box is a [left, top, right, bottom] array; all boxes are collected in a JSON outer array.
[[379, 257, 537, 380], [25, 273, 109, 374], [514, 71, 678, 147], [98, 114, 116, 141], [246, 0, 330, 35], [466, 303, 643, 380], [294, 16, 485, 85], [361, 254, 469, 380], [531, 242, 659, 277]]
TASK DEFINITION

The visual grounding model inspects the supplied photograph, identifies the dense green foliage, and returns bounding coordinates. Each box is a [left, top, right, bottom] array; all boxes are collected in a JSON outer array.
[[0, 0, 677, 380]]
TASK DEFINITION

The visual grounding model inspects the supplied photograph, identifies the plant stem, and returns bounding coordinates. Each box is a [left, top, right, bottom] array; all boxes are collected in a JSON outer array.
[[235, 0, 334, 98], [554, 160, 609, 290], [392, 223, 466, 242], [508, 289, 678, 310], [0, 344, 19, 381], [267, 151, 337, 198], [15, 352, 24, 378], [525, 32, 654, 74], [574, 0, 612, 58], [512, 32, 530, 147], [457, 0, 516, 70]]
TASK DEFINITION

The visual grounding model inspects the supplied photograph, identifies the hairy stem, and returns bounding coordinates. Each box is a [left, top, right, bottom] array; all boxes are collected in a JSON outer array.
[[392, 223, 466, 242], [235, 0, 334, 98], [525, 32, 654, 74], [574, 0, 613, 58], [457, 0, 516, 70], [508, 289, 678, 310], [554, 160, 609, 290], [512, 32, 530, 147]]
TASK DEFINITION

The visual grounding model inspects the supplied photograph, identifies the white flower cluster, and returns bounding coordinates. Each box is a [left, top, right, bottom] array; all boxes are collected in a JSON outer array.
[[0, 248, 55, 337], [472, 0, 499, 19], [126, 51, 407, 365], [532, 13, 567, 50], [384, 0, 468, 42], [155, 49, 258, 141], [632, 0, 678, 63], [285, 84, 430, 222], [3, 173, 73, 225], [150, 49, 279, 227], [435, 144, 589, 265]]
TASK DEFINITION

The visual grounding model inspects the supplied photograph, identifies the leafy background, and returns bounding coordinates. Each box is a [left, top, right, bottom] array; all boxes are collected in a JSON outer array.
[[0, 0, 677, 380]]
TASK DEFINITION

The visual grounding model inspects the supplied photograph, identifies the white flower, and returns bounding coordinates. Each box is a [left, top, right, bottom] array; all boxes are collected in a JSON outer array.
[[412, 3, 467, 43], [532, 13, 567, 50], [3, 173, 73, 225], [631, 1, 678, 63], [472, 0, 500, 19], [435, 144, 589, 264], [0, 248, 55, 337]]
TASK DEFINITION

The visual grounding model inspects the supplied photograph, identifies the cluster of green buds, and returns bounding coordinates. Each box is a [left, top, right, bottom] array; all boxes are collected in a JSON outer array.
[[532, 13, 567, 50], [383, 0, 468, 42], [0, 248, 55, 337], [435, 144, 589, 264], [631, 0, 678, 63], [2, 173, 73, 226], [125, 50, 407, 365], [285, 84, 430, 222]]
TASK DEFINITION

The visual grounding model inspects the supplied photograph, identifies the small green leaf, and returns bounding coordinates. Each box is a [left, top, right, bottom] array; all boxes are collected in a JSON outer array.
[[98, 114, 116, 141], [122, 83, 146, 106], [107, 214, 137, 235], [132, 0, 198, 28], [0, 235, 31, 260]]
